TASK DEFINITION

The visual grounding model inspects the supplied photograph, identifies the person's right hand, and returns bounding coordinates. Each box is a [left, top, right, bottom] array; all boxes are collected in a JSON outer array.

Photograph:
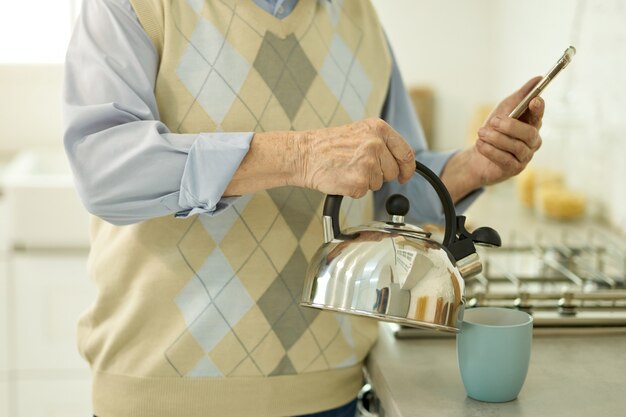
[[297, 118, 415, 198]]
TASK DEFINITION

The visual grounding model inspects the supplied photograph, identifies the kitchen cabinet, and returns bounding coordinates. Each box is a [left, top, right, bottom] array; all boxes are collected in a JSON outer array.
[[2, 251, 94, 416], [2, 150, 91, 249], [0, 380, 8, 417], [0, 204, 8, 417], [0, 257, 9, 417], [1, 198, 8, 374], [15, 378, 91, 417], [0, 257, 7, 374], [1, 260, 8, 417], [12, 252, 94, 370]]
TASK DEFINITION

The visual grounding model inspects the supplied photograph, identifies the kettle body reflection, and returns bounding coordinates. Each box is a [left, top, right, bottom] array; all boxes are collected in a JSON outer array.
[[301, 161, 501, 333]]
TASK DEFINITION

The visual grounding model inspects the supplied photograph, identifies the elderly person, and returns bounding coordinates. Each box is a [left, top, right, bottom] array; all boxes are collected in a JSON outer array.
[[63, 0, 543, 416]]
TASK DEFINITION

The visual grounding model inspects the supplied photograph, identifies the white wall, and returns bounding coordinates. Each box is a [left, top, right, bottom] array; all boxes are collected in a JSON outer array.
[[374, 0, 625, 230], [0, 0, 78, 159], [372, 0, 495, 151], [0, 66, 65, 156], [488, 0, 578, 101], [372, 0, 577, 150]]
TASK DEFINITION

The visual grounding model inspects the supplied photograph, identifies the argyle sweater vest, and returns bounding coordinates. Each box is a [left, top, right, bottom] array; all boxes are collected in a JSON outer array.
[[80, 1, 392, 416]]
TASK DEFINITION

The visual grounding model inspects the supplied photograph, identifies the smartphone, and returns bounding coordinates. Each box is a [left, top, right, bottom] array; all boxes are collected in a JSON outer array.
[[508, 46, 576, 119]]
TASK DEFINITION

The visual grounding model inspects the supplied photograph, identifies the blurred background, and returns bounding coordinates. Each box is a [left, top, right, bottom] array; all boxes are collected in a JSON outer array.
[[0, 0, 624, 415]]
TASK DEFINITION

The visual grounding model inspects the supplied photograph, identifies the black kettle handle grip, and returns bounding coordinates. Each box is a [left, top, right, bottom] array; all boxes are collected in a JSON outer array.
[[322, 194, 345, 239], [323, 160, 457, 248]]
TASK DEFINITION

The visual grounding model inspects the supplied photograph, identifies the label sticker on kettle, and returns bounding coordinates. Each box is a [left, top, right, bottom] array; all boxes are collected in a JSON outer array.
[[396, 248, 417, 275]]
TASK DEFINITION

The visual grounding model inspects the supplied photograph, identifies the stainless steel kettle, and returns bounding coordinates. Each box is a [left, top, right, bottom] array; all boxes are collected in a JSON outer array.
[[300, 161, 501, 333]]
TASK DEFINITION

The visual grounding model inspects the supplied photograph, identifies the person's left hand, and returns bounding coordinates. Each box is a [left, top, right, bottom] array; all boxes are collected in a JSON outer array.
[[471, 76, 545, 185], [441, 77, 545, 202]]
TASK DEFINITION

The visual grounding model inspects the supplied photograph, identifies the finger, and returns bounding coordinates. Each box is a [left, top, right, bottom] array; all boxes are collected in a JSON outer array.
[[379, 149, 400, 181], [380, 125, 415, 183], [369, 165, 384, 191], [476, 139, 523, 175], [522, 96, 545, 128], [347, 176, 368, 199], [478, 127, 533, 163], [488, 116, 541, 150]]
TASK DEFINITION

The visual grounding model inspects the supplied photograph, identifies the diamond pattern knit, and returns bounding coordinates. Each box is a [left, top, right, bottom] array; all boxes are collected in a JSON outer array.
[[84, 0, 392, 415]]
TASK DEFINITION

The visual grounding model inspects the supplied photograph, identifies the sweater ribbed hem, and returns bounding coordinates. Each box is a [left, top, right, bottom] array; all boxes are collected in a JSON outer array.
[[92, 365, 364, 417]]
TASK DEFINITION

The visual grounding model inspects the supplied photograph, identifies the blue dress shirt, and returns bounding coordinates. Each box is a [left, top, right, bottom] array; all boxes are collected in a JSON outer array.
[[63, 0, 479, 226]]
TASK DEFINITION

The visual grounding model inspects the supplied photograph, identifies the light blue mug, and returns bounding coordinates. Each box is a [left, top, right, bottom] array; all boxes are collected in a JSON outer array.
[[456, 307, 533, 402]]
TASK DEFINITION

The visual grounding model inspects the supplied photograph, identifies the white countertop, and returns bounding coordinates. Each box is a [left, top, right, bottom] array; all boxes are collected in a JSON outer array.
[[366, 323, 626, 417]]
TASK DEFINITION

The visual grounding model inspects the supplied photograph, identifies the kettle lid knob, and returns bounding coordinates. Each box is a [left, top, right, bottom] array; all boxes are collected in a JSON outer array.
[[386, 194, 410, 216]]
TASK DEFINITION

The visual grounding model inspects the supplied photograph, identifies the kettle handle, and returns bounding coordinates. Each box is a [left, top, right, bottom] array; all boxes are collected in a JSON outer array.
[[323, 160, 457, 248]]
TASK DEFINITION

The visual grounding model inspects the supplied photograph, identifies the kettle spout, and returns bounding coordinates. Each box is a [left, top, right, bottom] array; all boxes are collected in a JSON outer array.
[[456, 252, 483, 279], [447, 216, 500, 278]]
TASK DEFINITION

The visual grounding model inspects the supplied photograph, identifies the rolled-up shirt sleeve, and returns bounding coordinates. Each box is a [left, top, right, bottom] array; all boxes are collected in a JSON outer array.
[[63, 0, 252, 226], [376, 45, 482, 225]]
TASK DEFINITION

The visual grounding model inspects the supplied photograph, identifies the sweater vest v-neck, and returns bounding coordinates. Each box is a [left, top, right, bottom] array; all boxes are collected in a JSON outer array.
[[81, 1, 392, 416]]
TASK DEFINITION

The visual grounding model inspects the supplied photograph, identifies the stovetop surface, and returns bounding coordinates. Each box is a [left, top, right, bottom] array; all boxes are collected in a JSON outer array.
[[395, 228, 626, 338], [467, 228, 626, 315]]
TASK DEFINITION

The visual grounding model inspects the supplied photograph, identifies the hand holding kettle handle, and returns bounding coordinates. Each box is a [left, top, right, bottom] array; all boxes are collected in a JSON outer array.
[[322, 160, 501, 262]]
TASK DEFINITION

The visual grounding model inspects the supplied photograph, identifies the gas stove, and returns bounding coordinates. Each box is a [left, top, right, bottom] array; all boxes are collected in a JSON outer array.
[[394, 228, 626, 338]]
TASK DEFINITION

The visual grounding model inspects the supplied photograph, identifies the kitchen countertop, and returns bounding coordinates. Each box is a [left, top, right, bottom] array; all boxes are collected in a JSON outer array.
[[366, 323, 626, 417], [365, 181, 626, 417]]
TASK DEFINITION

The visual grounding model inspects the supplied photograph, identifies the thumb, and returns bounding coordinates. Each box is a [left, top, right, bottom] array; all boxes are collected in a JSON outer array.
[[523, 96, 545, 128]]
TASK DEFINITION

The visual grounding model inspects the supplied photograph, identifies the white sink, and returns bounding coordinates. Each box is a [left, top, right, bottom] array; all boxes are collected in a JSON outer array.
[[1, 150, 90, 249]]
